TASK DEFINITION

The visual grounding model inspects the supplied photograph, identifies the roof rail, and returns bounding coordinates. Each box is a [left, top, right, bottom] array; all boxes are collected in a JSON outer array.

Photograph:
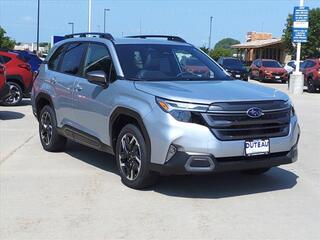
[[64, 32, 114, 41], [127, 35, 187, 43]]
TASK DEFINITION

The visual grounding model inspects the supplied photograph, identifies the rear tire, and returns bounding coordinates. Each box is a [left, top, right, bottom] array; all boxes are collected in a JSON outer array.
[[2, 82, 23, 106], [39, 105, 67, 152], [116, 124, 158, 189], [242, 167, 271, 175]]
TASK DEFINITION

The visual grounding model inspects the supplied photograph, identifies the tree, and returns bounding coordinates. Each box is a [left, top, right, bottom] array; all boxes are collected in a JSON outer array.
[[0, 26, 15, 49], [200, 46, 209, 54], [214, 38, 240, 50], [209, 48, 233, 60], [282, 8, 320, 58]]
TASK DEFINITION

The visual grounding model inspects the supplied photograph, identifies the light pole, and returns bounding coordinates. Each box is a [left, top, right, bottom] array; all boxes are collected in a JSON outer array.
[[104, 8, 110, 33], [36, 0, 40, 53], [208, 16, 213, 50], [88, 0, 92, 32], [68, 22, 74, 34]]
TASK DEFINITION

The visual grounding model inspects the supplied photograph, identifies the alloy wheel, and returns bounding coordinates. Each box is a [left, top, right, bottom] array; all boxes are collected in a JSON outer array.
[[40, 111, 53, 146], [5, 84, 21, 104], [119, 133, 142, 181]]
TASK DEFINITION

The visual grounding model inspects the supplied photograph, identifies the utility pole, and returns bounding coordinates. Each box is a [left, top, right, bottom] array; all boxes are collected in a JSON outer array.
[[104, 8, 110, 33], [208, 16, 213, 50], [36, 0, 40, 52], [68, 22, 74, 34], [88, 0, 92, 32]]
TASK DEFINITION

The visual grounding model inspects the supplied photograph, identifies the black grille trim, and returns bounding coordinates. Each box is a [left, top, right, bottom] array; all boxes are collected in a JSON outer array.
[[202, 101, 291, 141]]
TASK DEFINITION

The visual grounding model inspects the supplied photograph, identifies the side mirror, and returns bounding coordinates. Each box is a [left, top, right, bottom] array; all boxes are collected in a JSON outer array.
[[86, 70, 108, 87]]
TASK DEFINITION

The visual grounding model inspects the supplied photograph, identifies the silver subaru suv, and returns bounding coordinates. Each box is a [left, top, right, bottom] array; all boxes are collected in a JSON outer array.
[[31, 33, 300, 189]]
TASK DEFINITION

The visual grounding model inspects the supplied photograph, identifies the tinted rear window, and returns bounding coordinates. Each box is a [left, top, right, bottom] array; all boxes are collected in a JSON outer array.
[[60, 43, 87, 75]]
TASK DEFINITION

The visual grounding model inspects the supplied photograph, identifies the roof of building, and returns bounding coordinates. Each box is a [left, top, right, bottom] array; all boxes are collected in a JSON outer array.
[[231, 38, 283, 49]]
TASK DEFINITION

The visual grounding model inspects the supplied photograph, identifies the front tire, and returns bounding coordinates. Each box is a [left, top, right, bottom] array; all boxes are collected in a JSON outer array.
[[242, 167, 271, 175], [39, 105, 67, 152], [116, 124, 158, 189], [307, 78, 316, 93], [3, 82, 23, 106]]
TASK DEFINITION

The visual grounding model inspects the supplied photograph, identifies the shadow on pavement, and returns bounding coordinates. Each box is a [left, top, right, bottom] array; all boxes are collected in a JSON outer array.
[[0, 111, 25, 120], [65, 141, 118, 175], [64, 140, 298, 198], [153, 168, 298, 199]]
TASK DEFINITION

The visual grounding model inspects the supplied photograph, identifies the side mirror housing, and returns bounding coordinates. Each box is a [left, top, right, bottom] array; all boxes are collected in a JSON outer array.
[[86, 70, 109, 87]]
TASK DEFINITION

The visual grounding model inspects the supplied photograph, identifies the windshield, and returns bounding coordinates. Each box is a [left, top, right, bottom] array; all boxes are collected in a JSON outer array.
[[223, 58, 244, 68], [262, 60, 282, 68], [115, 44, 230, 81]]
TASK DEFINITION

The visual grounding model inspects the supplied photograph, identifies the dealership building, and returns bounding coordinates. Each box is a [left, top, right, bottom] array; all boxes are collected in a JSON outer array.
[[232, 32, 288, 64]]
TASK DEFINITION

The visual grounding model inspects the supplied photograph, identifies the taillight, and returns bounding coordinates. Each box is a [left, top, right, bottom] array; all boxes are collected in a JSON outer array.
[[18, 63, 31, 71]]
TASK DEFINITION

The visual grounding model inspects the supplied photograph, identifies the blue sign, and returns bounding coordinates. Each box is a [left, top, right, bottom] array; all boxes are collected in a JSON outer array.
[[292, 6, 309, 43], [52, 36, 65, 45], [292, 28, 308, 43]]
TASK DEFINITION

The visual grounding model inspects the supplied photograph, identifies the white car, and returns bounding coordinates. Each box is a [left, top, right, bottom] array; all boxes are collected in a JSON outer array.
[[284, 60, 303, 74]]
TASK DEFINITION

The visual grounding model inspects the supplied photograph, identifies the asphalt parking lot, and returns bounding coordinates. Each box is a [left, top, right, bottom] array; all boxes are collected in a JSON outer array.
[[0, 80, 319, 240]]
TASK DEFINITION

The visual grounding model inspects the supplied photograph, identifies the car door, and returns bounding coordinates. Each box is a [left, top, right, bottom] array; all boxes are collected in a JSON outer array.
[[50, 42, 87, 127], [73, 42, 117, 143]]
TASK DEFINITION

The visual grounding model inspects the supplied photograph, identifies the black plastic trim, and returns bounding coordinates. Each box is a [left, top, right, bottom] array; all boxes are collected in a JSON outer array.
[[57, 125, 114, 154], [109, 107, 151, 158]]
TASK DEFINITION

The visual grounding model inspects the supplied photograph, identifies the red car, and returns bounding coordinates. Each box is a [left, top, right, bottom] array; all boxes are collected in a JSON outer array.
[[301, 58, 320, 93], [249, 59, 288, 83], [0, 64, 10, 101], [0, 50, 33, 105]]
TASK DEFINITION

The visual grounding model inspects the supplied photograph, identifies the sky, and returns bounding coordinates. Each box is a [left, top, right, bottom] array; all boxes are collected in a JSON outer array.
[[0, 0, 319, 47]]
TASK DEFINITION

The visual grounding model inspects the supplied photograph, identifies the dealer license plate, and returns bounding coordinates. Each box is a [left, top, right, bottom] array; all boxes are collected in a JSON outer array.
[[245, 139, 270, 156]]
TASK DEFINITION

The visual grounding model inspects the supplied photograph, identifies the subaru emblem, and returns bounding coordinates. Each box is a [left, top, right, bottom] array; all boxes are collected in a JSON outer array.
[[247, 107, 263, 118]]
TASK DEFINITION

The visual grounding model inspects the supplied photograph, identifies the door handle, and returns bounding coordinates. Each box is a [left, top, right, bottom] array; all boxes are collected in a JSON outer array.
[[75, 84, 83, 92]]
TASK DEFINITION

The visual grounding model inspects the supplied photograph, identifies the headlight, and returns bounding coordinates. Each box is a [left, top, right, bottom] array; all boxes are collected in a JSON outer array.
[[285, 100, 295, 117], [156, 97, 208, 122]]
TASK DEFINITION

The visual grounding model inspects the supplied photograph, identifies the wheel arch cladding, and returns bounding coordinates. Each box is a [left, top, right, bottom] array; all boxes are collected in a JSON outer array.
[[6, 75, 25, 91], [35, 93, 54, 119], [109, 107, 151, 159]]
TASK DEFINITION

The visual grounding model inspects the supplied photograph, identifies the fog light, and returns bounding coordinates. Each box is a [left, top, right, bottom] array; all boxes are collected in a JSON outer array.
[[165, 145, 177, 162]]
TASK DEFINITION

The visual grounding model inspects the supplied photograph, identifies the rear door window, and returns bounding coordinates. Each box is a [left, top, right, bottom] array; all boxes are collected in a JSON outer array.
[[60, 43, 87, 75], [48, 45, 67, 71]]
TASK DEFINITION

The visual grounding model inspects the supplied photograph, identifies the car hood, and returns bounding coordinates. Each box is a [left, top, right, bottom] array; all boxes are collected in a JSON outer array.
[[225, 66, 247, 72], [134, 80, 289, 104], [263, 67, 287, 73]]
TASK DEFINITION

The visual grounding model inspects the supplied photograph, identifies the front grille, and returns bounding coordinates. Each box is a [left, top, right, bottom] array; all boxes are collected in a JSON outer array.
[[202, 101, 291, 141]]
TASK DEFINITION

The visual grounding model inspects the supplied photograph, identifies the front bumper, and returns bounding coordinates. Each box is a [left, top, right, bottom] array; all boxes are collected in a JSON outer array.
[[144, 107, 300, 174], [0, 83, 11, 100], [150, 144, 298, 175]]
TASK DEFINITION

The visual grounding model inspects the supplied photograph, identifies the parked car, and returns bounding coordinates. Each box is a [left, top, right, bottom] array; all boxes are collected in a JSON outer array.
[[249, 59, 289, 83], [10, 50, 43, 72], [0, 50, 33, 105], [284, 60, 303, 74], [217, 57, 248, 81], [300, 59, 320, 93], [32, 33, 300, 189], [0, 64, 10, 101]]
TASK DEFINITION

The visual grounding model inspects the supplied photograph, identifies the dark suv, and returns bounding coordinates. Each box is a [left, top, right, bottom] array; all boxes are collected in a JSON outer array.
[[0, 50, 33, 105], [217, 57, 248, 81], [301, 59, 320, 93]]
